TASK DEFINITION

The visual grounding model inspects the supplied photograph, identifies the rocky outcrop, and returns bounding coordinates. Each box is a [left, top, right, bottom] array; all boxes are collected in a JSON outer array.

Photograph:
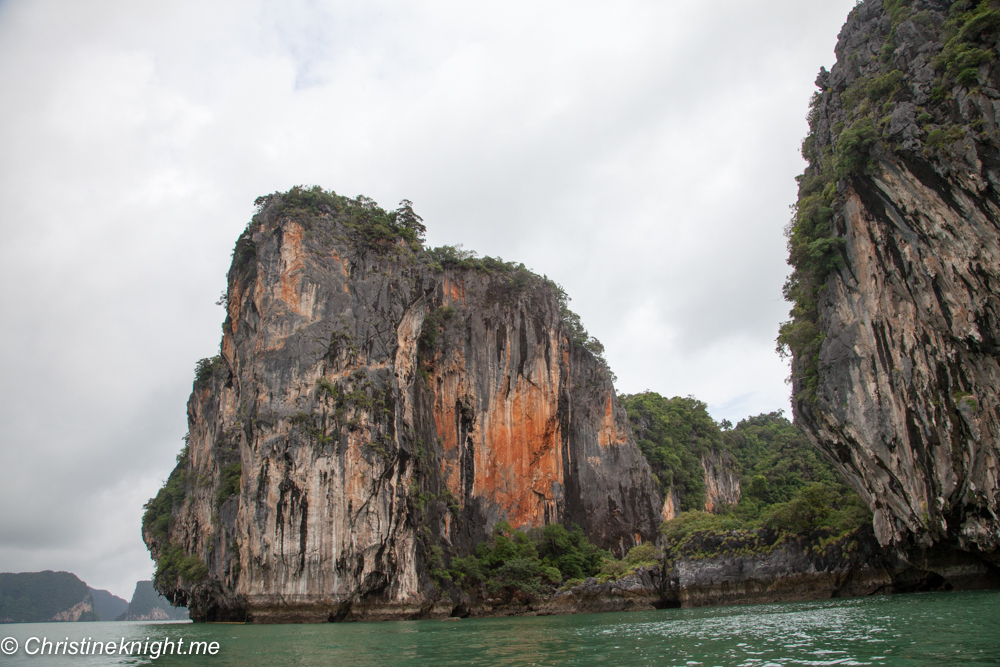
[[660, 485, 681, 521], [783, 0, 1000, 563], [410, 527, 1000, 617], [144, 190, 661, 622], [118, 581, 187, 621], [0, 571, 95, 623], [88, 588, 128, 622], [701, 450, 741, 513], [50, 600, 95, 622], [662, 526, 998, 608]]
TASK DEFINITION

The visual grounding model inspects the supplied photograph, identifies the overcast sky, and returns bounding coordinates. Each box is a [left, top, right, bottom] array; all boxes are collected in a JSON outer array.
[[0, 0, 857, 600]]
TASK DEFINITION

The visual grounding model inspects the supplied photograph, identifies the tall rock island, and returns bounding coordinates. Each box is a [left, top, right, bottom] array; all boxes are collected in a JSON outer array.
[[143, 189, 661, 622], [780, 0, 1000, 571]]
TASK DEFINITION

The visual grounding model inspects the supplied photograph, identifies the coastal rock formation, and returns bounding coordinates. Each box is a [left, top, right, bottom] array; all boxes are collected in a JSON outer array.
[[782, 0, 1000, 564], [435, 526, 998, 618], [0, 572, 96, 623], [117, 581, 188, 621], [88, 588, 128, 622], [144, 189, 661, 622], [661, 526, 996, 607]]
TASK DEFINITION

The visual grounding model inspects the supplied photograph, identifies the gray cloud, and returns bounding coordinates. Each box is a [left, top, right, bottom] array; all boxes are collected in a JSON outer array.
[[0, 0, 857, 598]]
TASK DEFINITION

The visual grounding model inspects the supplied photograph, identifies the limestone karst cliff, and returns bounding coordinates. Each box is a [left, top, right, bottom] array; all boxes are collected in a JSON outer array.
[[0, 572, 97, 623], [780, 0, 1000, 566], [701, 450, 742, 514], [143, 188, 661, 622]]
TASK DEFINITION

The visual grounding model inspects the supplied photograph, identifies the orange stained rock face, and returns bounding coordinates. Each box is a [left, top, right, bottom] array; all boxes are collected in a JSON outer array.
[[441, 276, 466, 306], [661, 491, 677, 522], [227, 282, 247, 334], [431, 354, 469, 496], [598, 395, 629, 447], [478, 376, 563, 529], [430, 346, 565, 531], [278, 221, 306, 313], [221, 332, 236, 362], [339, 256, 350, 292]]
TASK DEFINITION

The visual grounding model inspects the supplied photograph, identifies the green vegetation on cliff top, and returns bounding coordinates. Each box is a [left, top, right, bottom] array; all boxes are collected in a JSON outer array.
[[241, 185, 610, 369], [614, 393, 869, 559], [620, 392, 718, 512]]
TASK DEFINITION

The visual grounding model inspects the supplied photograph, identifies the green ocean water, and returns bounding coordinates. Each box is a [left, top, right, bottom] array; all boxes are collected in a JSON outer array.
[[1, 590, 997, 666]]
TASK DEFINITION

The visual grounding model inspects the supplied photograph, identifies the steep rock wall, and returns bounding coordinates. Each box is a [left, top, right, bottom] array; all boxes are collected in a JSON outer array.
[[701, 450, 741, 513], [144, 192, 661, 622], [785, 0, 1000, 563], [661, 485, 682, 521], [658, 452, 741, 521]]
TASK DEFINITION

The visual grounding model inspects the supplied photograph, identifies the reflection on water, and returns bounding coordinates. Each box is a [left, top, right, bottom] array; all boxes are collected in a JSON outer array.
[[1, 590, 997, 666]]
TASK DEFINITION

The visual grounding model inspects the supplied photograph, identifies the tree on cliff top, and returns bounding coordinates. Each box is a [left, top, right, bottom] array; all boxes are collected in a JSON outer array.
[[619, 392, 719, 512]]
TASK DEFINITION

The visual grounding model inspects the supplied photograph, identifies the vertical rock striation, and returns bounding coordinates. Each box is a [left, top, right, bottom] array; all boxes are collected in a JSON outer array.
[[782, 0, 1000, 566], [701, 450, 742, 513], [144, 190, 661, 622]]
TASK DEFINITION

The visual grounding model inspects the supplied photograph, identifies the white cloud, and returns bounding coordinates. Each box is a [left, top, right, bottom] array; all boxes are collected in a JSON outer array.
[[0, 0, 857, 597]]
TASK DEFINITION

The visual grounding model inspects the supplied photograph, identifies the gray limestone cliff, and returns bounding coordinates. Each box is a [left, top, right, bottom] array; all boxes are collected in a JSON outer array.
[[780, 0, 1000, 567], [88, 588, 128, 622], [701, 450, 742, 514], [0, 572, 96, 623], [117, 581, 188, 621], [143, 189, 661, 622]]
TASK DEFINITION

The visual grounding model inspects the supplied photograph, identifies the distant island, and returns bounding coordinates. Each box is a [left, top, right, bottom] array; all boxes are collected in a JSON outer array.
[[0, 572, 186, 623]]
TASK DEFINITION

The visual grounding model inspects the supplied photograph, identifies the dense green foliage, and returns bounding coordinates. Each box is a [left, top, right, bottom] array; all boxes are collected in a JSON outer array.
[[449, 522, 602, 596], [659, 411, 871, 560], [933, 1, 1000, 92], [661, 481, 871, 563], [193, 355, 224, 388], [723, 411, 841, 506], [425, 244, 529, 275], [216, 462, 242, 506], [619, 392, 722, 511], [142, 444, 209, 590], [142, 445, 191, 542], [778, 90, 851, 402], [618, 396, 868, 538], [262, 185, 427, 251], [0, 571, 91, 623], [153, 544, 209, 590], [447, 522, 655, 598]]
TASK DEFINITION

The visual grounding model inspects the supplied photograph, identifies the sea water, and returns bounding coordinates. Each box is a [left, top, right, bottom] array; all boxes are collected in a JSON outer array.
[[1, 590, 997, 666]]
